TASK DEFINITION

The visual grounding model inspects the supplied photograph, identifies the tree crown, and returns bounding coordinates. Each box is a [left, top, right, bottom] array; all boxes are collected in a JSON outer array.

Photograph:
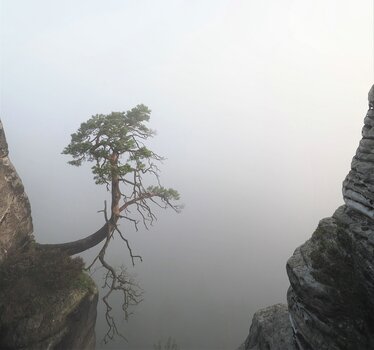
[[62, 105, 158, 185], [63, 105, 180, 217]]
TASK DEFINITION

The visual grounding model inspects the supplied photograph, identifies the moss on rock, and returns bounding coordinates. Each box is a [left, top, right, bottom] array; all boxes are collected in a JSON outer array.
[[0, 246, 97, 349]]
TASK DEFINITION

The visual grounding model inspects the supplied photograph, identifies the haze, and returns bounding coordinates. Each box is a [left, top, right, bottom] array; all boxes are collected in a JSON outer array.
[[0, 1, 372, 349]]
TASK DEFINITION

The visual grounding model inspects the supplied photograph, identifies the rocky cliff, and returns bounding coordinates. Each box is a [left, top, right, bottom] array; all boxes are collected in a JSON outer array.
[[0, 120, 98, 350], [239, 86, 374, 350], [0, 120, 33, 262]]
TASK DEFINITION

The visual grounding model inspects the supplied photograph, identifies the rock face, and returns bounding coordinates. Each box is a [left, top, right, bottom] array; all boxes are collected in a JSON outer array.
[[238, 304, 297, 350], [342, 105, 374, 219], [0, 279, 98, 350], [0, 120, 33, 261], [287, 206, 374, 350], [240, 86, 374, 350], [0, 120, 98, 349]]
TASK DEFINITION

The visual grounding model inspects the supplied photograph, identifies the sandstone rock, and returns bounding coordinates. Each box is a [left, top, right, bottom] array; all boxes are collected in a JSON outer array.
[[239, 304, 297, 350], [240, 86, 374, 350], [343, 89, 374, 219], [284, 88, 374, 349], [368, 85, 374, 108], [0, 120, 34, 262], [287, 207, 374, 350]]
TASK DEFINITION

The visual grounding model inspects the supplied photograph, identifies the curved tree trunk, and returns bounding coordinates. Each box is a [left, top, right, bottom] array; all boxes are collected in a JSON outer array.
[[38, 223, 110, 256], [39, 153, 124, 256]]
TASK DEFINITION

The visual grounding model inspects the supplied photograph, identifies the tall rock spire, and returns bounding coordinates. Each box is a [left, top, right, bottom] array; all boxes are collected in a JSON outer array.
[[343, 85, 374, 218], [239, 87, 374, 350]]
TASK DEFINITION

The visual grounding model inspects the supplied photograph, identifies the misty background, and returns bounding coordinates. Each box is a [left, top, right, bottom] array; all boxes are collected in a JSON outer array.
[[0, 1, 373, 349]]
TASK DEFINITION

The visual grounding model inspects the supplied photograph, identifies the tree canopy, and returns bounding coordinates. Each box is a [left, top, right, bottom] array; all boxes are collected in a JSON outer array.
[[63, 106, 179, 209]]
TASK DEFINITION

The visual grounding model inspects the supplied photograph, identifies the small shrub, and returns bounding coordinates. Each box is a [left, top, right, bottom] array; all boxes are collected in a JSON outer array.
[[153, 337, 180, 350], [0, 246, 85, 323], [0, 247, 84, 291]]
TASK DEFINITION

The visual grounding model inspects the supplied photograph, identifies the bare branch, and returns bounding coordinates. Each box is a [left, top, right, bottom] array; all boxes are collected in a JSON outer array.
[[119, 214, 139, 231], [88, 201, 143, 343], [114, 224, 143, 267]]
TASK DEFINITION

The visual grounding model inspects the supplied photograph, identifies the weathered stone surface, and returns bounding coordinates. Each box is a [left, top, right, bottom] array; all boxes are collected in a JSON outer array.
[[287, 206, 374, 350], [55, 287, 98, 350], [0, 120, 33, 262], [343, 88, 374, 219], [238, 304, 296, 350]]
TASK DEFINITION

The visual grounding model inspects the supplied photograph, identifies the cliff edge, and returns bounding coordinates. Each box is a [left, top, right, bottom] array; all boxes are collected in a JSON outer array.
[[239, 86, 374, 350], [0, 120, 98, 350]]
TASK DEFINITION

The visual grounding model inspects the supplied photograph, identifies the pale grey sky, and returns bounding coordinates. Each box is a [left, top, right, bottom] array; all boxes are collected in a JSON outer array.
[[1, 1, 373, 349]]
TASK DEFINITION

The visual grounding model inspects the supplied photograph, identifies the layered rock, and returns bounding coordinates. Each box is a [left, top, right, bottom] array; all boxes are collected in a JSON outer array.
[[0, 120, 34, 261], [240, 86, 374, 350], [342, 92, 374, 218], [287, 206, 374, 349], [0, 119, 98, 349]]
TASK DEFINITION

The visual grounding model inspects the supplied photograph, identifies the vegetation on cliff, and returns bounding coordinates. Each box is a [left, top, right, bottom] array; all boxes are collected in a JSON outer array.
[[0, 245, 97, 348], [39, 106, 182, 342]]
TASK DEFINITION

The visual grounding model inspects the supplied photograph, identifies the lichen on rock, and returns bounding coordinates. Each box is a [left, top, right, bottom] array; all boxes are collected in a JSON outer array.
[[0, 248, 98, 349]]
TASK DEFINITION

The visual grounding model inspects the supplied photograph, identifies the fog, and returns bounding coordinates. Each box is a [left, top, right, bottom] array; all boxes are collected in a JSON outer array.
[[0, 1, 373, 349]]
